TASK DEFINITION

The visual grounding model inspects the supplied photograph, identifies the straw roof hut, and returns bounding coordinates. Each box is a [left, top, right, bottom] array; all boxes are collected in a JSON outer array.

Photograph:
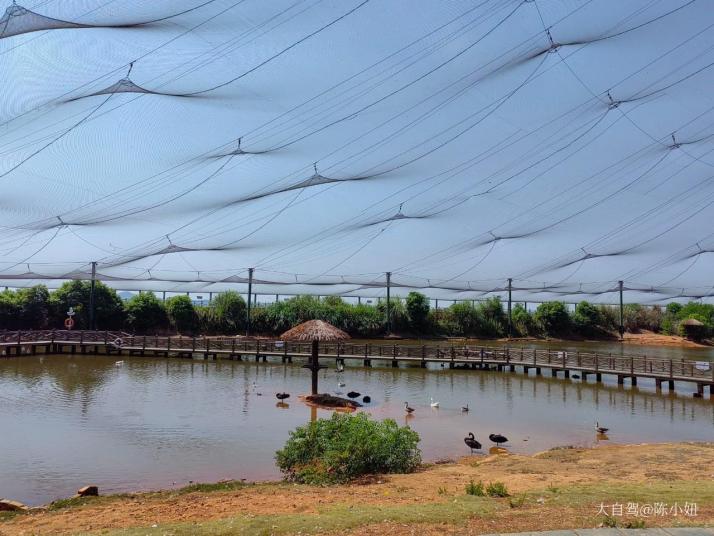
[[680, 318, 706, 341], [280, 319, 350, 342]]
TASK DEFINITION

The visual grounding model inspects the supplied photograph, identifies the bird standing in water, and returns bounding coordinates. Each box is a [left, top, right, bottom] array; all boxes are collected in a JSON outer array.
[[489, 433, 508, 445], [404, 402, 415, 414], [596, 422, 609, 434], [464, 432, 481, 453]]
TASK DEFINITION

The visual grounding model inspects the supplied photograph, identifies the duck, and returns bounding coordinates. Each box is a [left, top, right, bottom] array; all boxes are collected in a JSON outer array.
[[337, 381, 346, 388], [595, 421, 609, 434], [347, 391, 360, 398], [114, 360, 124, 366], [336, 363, 345, 373], [461, 404, 469, 412], [464, 432, 482, 453], [362, 395, 371, 403], [404, 402, 415, 414], [276, 393, 290, 401], [430, 397, 439, 408], [489, 433, 508, 445]]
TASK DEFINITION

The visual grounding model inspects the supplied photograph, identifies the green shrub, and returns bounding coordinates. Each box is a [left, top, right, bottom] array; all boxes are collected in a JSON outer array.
[[17, 286, 50, 329], [275, 413, 421, 484], [511, 304, 534, 336], [486, 481, 509, 497], [534, 301, 570, 337], [125, 292, 168, 334], [0, 289, 21, 329], [49, 281, 125, 330], [444, 302, 481, 336], [211, 291, 246, 332], [166, 295, 197, 334], [405, 292, 430, 331], [465, 480, 485, 496], [572, 301, 602, 336]]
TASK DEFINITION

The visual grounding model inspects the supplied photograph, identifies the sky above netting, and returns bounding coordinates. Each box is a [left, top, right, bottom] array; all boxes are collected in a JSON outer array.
[[1, 0, 714, 303]]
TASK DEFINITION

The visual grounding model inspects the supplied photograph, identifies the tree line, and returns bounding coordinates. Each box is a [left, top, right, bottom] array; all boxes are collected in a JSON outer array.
[[0, 281, 712, 341]]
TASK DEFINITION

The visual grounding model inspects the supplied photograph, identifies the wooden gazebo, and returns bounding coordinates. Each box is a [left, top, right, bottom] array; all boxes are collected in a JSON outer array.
[[281, 320, 350, 394]]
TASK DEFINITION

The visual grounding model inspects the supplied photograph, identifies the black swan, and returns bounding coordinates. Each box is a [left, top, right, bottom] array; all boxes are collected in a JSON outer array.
[[276, 393, 290, 400], [464, 432, 482, 453], [489, 433, 508, 445], [404, 402, 415, 414], [362, 395, 371, 403], [347, 391, 360, 398]]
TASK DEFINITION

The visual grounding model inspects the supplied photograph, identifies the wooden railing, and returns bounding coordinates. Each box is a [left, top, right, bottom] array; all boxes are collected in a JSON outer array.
[[1, 331, 712, 383]]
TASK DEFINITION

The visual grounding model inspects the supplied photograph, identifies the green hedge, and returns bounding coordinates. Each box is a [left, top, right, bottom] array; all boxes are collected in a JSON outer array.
[[1, 284, 712, 340]]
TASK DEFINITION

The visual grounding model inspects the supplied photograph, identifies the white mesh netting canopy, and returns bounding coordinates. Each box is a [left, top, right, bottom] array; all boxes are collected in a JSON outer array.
[[2, 0, 714, 303]]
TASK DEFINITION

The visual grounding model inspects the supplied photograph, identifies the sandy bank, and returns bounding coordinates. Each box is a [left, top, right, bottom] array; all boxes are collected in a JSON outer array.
[[2, 442, 712, 535]]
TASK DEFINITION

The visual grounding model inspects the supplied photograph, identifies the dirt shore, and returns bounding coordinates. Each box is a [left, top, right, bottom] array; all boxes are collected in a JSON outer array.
[[2, 442, 712, 535], [493, 331, 712, 349]]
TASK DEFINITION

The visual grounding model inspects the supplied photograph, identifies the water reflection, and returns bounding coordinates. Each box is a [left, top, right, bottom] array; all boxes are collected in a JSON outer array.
[[0, 354, 712, 506]]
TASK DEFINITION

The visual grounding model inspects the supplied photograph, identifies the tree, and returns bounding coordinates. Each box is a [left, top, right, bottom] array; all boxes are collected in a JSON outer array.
[[444, 302, 480, 336], [17, 285, 50, 329], [405, 292, 430, 332], [534, 301, 570, 337], [477, 297, 507, 337], [511, 304, 534, 336], [166, 295, 197, 334], [572, 301, 602, 336], [124, 293, 167, 333], [0, 290, 20, 329], [49, 280, 125, 329], [212, 291, 246, 332]]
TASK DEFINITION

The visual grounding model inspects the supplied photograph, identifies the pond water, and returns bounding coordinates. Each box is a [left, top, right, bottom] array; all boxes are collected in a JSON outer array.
[[354, 338, 714, 361], [1, 353, 712, 506]]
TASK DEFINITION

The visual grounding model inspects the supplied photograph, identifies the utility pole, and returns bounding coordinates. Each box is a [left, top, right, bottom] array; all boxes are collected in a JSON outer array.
[[246, 268, 254, 336], [507, 278, 513, 339], [385, 272, 392, 334], [88, 262, 97, 330], [618, 280, 624, 340]]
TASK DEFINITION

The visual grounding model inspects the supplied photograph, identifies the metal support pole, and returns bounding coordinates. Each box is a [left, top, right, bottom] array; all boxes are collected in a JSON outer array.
[[209, 292, 213, 303], [162, 291, 166, 302], [89, 261, 97, 330], [246, 268, 254, 336], [507, 277, 512, 339], [618, 280, 624, 340], [386, 272, 392, 334]]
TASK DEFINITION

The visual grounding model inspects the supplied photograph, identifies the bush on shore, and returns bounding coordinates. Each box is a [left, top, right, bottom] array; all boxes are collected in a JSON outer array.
[[275, 413, 421, 484], [0, 284, 712, 341]]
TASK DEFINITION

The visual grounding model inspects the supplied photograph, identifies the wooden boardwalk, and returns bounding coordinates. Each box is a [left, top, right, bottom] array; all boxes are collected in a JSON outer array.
[[1, 330, 713, 397]]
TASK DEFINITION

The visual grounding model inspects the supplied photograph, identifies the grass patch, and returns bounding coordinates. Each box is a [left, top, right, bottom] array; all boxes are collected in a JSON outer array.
[[541, 480, 714, 507], [47, 496, 101, 511], [98, 497, 495, 536], [508, 495, 526, 508], [486, 482, 509, 498], [465, 480, 485, 496], [176, 480, 247, 495]]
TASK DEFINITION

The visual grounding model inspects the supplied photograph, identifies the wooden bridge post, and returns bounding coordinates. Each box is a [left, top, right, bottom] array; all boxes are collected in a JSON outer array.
[[391, 344, 398, 368], [595, 354, 601, 382], [205, 336, 210, 359], [166, 336, 171, 357], [142, 336, 146, 356], [231, 338, 236, 358]]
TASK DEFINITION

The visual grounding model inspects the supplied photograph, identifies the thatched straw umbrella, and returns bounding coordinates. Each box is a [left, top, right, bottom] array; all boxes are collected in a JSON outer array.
[[281, 320, 350, 395]]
